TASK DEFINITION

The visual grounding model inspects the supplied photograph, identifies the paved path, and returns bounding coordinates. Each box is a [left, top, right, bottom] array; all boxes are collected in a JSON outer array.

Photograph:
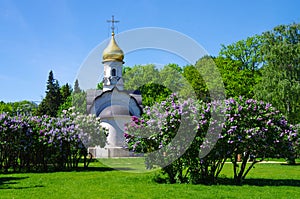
[[225, 161, 287, 164]]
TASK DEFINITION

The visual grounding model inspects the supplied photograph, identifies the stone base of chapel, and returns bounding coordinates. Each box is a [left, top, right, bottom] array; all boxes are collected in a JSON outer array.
[[88, 146, 130, 158], [107, 147, 130, 157]]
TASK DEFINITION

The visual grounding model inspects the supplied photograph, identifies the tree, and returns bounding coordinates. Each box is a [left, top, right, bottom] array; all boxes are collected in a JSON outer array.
[[57, 83, 73, 115], [123, 64, 160, 90], [10, 101, 38, 116], [219, 35, 263, 99], [220, 35, 263, 72], [57, 83, 72, 116], [123, 64, 172, 107], [74, 79, 81, 94], [182, 56, 225, 101], [37, 71, 62, 117], [0, 101, 12, 113], [60, 83, 72, 103], [72, 92, 87, 114], [72, 79, 87, 114], [214, 57, 261, 98], [96, 82, 103, 90], [159, 63, 183, 93], [57, 80, 87, 115], [122, 66, 132, 75], [182, 64, 207, 100], [1, 101, 37, 116], [57, 95, 72, 116], [255, 23, 300, 124]]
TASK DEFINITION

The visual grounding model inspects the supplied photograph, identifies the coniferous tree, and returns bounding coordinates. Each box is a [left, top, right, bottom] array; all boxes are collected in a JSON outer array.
[[74, 79, 81, 93], [37, 71, 62, 116], [61, 83, 72, 103], [57, 83, 73, 116], [72, 79, 87, 114]]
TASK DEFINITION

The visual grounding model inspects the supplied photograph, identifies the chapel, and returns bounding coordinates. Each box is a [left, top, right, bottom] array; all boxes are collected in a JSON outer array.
[[86, 16, 142, 157]]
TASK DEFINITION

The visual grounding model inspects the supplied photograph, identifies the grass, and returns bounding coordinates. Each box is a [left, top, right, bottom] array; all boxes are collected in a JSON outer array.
[[0, 158, 300, 199]]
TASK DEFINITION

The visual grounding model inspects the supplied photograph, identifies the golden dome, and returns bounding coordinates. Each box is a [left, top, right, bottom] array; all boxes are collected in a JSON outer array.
[[102, 33, 124, 63]]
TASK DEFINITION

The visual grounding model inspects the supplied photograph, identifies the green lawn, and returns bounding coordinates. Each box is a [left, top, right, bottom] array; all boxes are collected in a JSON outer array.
[[1, 158, 299, 199]]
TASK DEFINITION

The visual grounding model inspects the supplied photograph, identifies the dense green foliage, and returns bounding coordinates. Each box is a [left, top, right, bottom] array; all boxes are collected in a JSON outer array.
[[58, 91, 87, 116], [123, 64, 173, 106], [0, 101, 37, 116], [60, 83, 72, 103], [182, 56, 225, 101], [255, 23, 300, 124], [0, 101, 11, 113], [71, 90, 87, 114], [58, 79, 87, 116], [220, 35, 263, 72], [96, 82, 103, 90], [214, 57, 261, 98], [123, 55, 259, 105], [123, 60, 225, 105]]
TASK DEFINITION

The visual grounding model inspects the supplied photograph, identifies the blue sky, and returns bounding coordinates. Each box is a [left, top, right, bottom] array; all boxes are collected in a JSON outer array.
[[0, 0, 299, 102]]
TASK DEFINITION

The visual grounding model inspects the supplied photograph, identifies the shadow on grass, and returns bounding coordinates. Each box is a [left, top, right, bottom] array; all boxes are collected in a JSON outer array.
[[0, 166, 115, 174], [76, 166, 139, 172], [74, 166, 115, 172], [0, 176, 44, 190], [0, 158, 115, 174], [217, 177, 300, 187], [154, 174, 300, 187], [111, 167, 135, 171]]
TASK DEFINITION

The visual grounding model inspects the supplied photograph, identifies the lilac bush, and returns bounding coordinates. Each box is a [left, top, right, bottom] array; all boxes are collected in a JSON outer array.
[[0, 114, 30, 172], [215, 97, 297, 184], [61, 107, 108, 149], [125, 94, 221, 183], [124, 95, 298, 184], [0, 109, 108, 173]]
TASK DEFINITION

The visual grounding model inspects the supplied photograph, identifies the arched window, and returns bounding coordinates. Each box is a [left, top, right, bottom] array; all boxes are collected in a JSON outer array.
[[111, 68, 116, 76]]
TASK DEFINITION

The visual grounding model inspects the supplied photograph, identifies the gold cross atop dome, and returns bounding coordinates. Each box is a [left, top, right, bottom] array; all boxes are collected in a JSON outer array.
[[102, 16, 124, 63], [107, 15, 119, 36]]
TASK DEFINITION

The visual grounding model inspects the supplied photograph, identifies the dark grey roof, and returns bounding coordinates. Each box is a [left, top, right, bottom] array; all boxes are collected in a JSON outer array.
[[99, 105, 131, 118], [87, 88, 142, 114], [86, 89, 103, 113], [129, 93, 142, 106]]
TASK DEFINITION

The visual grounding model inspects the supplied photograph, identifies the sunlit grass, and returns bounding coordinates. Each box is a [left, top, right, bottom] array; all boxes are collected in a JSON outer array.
[[1, 158, 300, 199]]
